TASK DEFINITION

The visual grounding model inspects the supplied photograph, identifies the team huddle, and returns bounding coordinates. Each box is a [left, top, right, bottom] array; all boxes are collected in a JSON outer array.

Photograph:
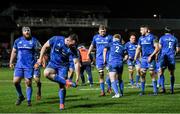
[[9, 25, 179, 110]]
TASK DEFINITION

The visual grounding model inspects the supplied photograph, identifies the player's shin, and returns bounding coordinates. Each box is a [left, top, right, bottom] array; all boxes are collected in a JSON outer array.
[[15, 82, 23, 97], [152, 79, 158, 94], [99, 70, 105, 94], [141, 76, 146, 94], [170, 75, 175, 93], [118, 80, 124, 96], [129, 70, 134, 86], [106, 75, 112, 92], [59, 88, 66, 110], [26, 86, 32, 104], [160, 74, 165, 91], [136, 75, 140, 86]]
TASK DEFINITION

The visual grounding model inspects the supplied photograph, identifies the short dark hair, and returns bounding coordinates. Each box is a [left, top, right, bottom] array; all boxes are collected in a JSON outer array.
[[68, 33, 78, 43], [129, 32, 136, 37], [140, 25, 150, 30]]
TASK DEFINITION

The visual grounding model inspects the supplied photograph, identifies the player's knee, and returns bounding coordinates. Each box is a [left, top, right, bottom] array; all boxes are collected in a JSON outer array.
[[98, 69, 104, 77], [149, 70, 154, 75], [34, 77, 40, 83], [140, 69, 146, 75], [158, 69, 163, 75], [13, 80, 20, 85], [25, 79, 32, 86], [141, 76, 146, 81], [149, 67, 154, 72], [13, 78, 21, 85], [169, 70, 174, 76], [58, 82, 66, 88], [44, 70, 50, 78], [128, 66, 134, 71], [129, 69, 133, 74]]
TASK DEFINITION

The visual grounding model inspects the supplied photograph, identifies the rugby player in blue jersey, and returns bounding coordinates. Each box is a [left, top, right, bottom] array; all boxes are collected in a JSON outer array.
[[88, 25, 113, 96], [158, 27, 179, 94], [134, 25, 159, 96], [9, 26, 41, 106], [124, 33, 141, 88], [104, 34, 125, 98], [37, 33, 80, 110]]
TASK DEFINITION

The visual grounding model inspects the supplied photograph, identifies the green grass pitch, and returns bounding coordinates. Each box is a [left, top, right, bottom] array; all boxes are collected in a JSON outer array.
[[1, 63, 180, 113]]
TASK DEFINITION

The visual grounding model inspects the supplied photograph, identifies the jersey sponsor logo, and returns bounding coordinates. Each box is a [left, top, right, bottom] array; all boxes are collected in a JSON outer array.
[[141, 40, 151, 45], [96, 41, 109, 44], [18, 47, 32, 49], [57, 43, 61, 47]]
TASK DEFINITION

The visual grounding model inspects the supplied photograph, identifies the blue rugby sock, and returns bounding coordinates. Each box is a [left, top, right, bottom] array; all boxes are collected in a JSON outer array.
[[59, 89, 66, 105], [26, 87, 32, 102], [100, 82, 105, 93], [141, 81, 145, 93], [160, 75, 165, 90], [106, 76, 111, 90], [130, 79, 134, 86], [112, 81, 119, 95], [152, 80, 157, 93], [136, 75, 140, 85]]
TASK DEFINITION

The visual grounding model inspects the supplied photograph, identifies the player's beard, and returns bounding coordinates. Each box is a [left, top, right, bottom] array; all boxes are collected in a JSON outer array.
[[24, 34, 31, 40]]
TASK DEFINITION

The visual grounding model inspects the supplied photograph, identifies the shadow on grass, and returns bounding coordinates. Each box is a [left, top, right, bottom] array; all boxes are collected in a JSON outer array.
[[45, 94, 79, 100], [68, 102, 126, 109], [36, 96, 88, 105]]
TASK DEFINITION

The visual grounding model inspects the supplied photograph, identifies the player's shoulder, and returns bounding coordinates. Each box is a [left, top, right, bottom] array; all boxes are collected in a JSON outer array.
[[93, 34, 99, 38], [148, 33, 156, 38], [15, 36, 23, 42], [50, 36, 65, 41], [125, 41, 130, 45], [139, 35, 143, 40], [31, 36, 39, 41], [53, 35, 64, 39], [106, 34, 113, 38]]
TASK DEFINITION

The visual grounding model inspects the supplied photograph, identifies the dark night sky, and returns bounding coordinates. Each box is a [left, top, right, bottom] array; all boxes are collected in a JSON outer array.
[[0, 0, 180, 19]]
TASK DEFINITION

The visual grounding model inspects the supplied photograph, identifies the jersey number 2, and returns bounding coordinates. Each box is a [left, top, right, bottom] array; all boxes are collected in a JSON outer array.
[[115, 46, 120, 53]]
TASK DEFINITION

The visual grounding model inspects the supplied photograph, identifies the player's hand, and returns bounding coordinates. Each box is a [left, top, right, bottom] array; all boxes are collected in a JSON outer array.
[[37, 59, 42, 65], [9, 63, 14, 69], [34, 62, 41, 69]]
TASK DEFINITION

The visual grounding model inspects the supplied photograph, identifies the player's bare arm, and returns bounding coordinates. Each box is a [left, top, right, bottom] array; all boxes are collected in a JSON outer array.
[[38, 40, 50, 64], [103, 48, 107, 64], [9, 48, 17, 69], [134, 45, 141, 61], [87, 44, 94, 57], [73, 58, 81, 84], [148, 42, 159, 62]]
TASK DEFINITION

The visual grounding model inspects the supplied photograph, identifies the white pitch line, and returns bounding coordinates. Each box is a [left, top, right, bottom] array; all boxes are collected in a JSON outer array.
[[79, 88, 100, 91]]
